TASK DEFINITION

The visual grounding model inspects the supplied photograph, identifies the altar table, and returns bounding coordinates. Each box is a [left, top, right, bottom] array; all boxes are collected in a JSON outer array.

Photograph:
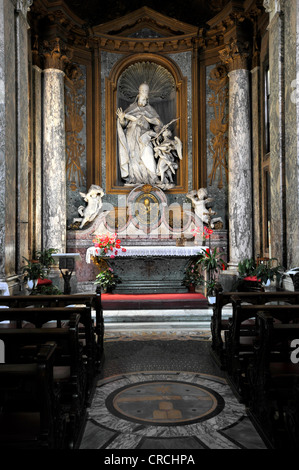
[[86, 245, 204, 294]]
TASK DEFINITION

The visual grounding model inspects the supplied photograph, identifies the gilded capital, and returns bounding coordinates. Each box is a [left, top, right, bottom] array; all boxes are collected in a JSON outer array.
[[42, 38, 73, 71], [219, 39, 250, 72]]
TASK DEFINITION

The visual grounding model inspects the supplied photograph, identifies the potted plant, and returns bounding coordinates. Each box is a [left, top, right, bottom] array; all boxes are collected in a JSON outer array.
[[22, 257, 43, 290], [35, 248, 59, 276], [255, 258, 284, 288], [94, 267, 121, 293], [195, 247, 226, 300], [182, 261, 204, 292]]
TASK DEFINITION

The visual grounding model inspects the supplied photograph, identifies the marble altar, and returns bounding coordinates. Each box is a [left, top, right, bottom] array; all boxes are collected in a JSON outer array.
[[86, 245, 204, 294]]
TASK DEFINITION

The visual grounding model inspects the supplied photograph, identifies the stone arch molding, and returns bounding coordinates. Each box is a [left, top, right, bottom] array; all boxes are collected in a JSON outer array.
[[105, 53, 188, 194]]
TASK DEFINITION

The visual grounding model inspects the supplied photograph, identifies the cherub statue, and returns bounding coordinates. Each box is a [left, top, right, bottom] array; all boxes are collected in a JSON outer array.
[[186, 188, 215, 225], [78, 185, 105, 228]]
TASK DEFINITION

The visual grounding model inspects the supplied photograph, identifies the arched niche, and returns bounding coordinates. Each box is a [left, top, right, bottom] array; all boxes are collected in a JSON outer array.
[[105, 54, 188, 194]]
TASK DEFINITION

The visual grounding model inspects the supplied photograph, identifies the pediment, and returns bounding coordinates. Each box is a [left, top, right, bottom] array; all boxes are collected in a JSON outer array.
[[92, 6, 198, 38]]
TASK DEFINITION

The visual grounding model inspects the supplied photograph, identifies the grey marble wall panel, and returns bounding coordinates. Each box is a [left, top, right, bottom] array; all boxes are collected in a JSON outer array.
[[284, 0, 299, 267], [33, 65, 42, 253], [227, 69, 253, 267], [15, 7, 29, 270], [168, 51, 192, 196], [0, 0, 17, 280], [43, 69, 67, 252], [206, 63, 228, 229], [268, 11, 285, 264], [65, 64, 87, 226], [101, 51, 123, 207]]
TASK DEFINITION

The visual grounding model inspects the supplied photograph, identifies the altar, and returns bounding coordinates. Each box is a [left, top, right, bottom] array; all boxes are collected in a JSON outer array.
[[86, 245, 204, 294]]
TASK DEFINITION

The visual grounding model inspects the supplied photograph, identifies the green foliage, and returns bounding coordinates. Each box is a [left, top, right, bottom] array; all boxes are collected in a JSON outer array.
[[22, 258, 43, 281], [182, 262, 204, 286], [37, 285, 63, 295], [237, 258, 257, 278], [195, 248, 226, 277], [255, 258, 284, 284], [94, 268, 121, 290], [35, 248, 59, 269]]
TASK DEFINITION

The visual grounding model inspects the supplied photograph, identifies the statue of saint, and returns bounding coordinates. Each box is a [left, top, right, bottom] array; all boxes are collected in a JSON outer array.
[[116, 83, 163, 185]]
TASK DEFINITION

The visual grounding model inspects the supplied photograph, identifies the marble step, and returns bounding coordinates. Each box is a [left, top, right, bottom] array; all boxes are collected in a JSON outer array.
[[103, 306, 233, 326]]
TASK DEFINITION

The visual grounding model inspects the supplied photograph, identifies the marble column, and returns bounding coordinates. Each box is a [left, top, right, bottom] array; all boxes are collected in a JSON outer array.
[[0, 0, 32, 292], [281, 0, 299, 268], [42, 40, 68, 252], [264, 0, 286, 266], [220, 40, 253, 269]]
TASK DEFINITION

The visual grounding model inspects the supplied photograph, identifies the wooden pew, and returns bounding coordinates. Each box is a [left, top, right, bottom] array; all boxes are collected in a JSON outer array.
[[0, 341, 67, 449], [225, 298, 299, 403], [0, 311, 87, 448], [247, 311, 299, 448], [210, 289, 299, 369], [0, 305, 97, 392], [0, 293, 104, 372]]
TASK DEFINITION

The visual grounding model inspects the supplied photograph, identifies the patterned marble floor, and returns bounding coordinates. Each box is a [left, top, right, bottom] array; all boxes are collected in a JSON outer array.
[[79, 332, 268, 450]]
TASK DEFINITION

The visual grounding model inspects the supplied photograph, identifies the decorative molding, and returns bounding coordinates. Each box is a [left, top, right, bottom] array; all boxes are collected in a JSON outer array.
[[219, 38, 250, 72], [42, 37, 72, 70], [207, 65, 229, 189], [65, 64, 86, 192]]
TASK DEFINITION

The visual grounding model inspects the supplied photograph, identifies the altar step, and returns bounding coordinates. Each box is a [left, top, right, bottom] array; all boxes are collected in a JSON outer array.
[[103, 306, 232, 331]]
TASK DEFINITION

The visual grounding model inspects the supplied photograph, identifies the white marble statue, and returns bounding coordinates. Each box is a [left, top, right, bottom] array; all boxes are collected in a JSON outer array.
[[117, 82, 183, 188], [117, 83, 163, 185], [186, 188, 215, 225], [78, 185, 104, 228], [153, 126, 182, 185]]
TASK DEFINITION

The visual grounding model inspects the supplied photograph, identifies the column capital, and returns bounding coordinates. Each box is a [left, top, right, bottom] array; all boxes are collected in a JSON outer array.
[[41, 37, 73, 71], [263, 0, 282, 14], [16, 0, 33, 17], [219, 39, 250, 72]]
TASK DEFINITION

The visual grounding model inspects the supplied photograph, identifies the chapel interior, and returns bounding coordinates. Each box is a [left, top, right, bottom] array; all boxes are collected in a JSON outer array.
[[1, 0, 299, 451]]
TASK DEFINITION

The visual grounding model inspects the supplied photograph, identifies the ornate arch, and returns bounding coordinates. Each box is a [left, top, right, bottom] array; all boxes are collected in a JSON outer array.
[[105, 53, 188, 194]]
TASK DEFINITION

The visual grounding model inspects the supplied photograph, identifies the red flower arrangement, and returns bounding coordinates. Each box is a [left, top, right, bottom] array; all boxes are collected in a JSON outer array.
[[191, 226, 213, 240], [92, 233, 126, 259]]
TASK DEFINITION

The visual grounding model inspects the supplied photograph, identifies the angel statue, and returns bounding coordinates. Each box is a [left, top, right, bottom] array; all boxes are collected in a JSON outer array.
[[152, 122, 182, 187], [78, 185, 104, 229]]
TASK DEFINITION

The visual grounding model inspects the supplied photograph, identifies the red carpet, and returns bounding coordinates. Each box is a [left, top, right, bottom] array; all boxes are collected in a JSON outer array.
[[101, 292, 208, 309]]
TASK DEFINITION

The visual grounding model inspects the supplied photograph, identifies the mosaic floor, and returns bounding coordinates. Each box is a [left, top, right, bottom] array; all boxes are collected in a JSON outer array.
[[79, 333, 268, 450]]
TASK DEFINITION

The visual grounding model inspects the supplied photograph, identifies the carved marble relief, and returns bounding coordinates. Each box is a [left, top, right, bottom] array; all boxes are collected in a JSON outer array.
[[207, 65, 228, 189], [65, 65, 86, 192]]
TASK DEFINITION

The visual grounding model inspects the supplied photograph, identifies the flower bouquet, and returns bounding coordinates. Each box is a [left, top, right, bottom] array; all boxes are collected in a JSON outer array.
[[92, 233, 126, 259]]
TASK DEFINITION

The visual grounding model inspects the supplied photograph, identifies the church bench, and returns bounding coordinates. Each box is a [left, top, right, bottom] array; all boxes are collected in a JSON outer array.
[[210, 289, 299, 369], [0, 312, 88, 447], [225, 298, 299, 403], [0, 293, 104, 372], [0, 305, 99, 384], [0, 341, 68, 449], [247, 311, 299, 448]]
